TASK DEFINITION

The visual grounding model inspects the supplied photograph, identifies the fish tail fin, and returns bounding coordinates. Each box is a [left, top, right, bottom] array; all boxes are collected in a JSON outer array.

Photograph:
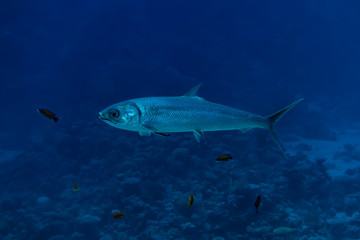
[[53, 117, 59, 122], [266, 98, 303, 156]]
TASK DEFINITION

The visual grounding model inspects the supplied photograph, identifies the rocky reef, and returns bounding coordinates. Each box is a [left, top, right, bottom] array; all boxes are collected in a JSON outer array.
[[0, 121, 359, 239]]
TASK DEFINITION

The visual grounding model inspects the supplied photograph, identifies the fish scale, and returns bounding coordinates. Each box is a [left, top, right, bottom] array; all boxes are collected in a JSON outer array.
[[135, 96, 267, 133]]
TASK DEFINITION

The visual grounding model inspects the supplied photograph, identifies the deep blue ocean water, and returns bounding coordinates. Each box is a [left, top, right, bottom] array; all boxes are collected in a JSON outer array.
[[1, 1, 360, 239]]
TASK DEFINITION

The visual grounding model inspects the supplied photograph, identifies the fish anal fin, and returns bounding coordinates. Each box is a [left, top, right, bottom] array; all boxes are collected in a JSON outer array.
[[193, 129, 204, 143], [184, 84, 202, 97]]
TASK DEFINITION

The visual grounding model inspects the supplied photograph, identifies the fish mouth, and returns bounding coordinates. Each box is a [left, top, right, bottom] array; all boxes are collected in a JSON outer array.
[[98, 114, 117, 124]]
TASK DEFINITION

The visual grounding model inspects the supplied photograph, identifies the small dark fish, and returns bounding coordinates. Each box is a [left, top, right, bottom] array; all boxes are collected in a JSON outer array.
[[72, 183, 79, 192], [216, 154, 232, 161], [186, 194, 194, 208], [37, 108, 59, 122], [113, 212, 125, 219], [254, 195, 261, 214]]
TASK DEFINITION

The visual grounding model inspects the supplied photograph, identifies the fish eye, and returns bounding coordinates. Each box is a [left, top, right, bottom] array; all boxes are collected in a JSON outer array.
[[109, 109, 120, 118]]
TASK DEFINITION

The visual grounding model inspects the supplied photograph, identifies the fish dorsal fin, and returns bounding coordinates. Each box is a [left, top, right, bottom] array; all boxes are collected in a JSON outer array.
[[184, 84, 202, 97]]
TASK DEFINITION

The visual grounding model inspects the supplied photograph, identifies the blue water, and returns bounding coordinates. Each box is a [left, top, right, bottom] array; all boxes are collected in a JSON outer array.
[[1, 1, 360, 239]]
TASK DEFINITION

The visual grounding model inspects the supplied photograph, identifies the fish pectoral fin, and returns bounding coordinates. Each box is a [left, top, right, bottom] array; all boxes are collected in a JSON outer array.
[[154, 132, 170, 137], [139, 131, 151, 136], [143, 125, 170, 137], [141, 124, 156, 136], [143, 124, 157, 132], [193, 129, 204, 143]]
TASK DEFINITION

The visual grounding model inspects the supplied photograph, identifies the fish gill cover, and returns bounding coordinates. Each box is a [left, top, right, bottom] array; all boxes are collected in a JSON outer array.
[[1, 0, 360, 239]]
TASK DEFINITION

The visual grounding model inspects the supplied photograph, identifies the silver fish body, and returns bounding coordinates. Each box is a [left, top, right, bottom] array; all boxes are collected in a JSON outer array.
[[99, 84, 303, 151], [122, 96, 268, 132]]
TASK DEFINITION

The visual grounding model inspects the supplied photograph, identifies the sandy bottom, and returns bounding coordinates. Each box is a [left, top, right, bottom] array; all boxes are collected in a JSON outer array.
[[286, 129, 360, 178]]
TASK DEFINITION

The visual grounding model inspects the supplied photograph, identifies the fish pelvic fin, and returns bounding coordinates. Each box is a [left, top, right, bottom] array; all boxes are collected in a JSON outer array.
[[266, 98, 304, 156], [193, 129, 204, 143]]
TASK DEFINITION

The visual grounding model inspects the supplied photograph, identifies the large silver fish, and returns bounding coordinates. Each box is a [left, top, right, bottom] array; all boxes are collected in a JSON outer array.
[[99, 84, 303, 153]]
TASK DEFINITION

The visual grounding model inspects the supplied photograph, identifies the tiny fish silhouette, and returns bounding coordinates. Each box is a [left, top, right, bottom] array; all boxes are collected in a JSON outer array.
[[72, 183, 79, 192], [186, 194, 194, 208], [113, 212, 125, 219], [37, 108, 59, 122], [216, 154, 232, 161], [254, 195, 261, 214]]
